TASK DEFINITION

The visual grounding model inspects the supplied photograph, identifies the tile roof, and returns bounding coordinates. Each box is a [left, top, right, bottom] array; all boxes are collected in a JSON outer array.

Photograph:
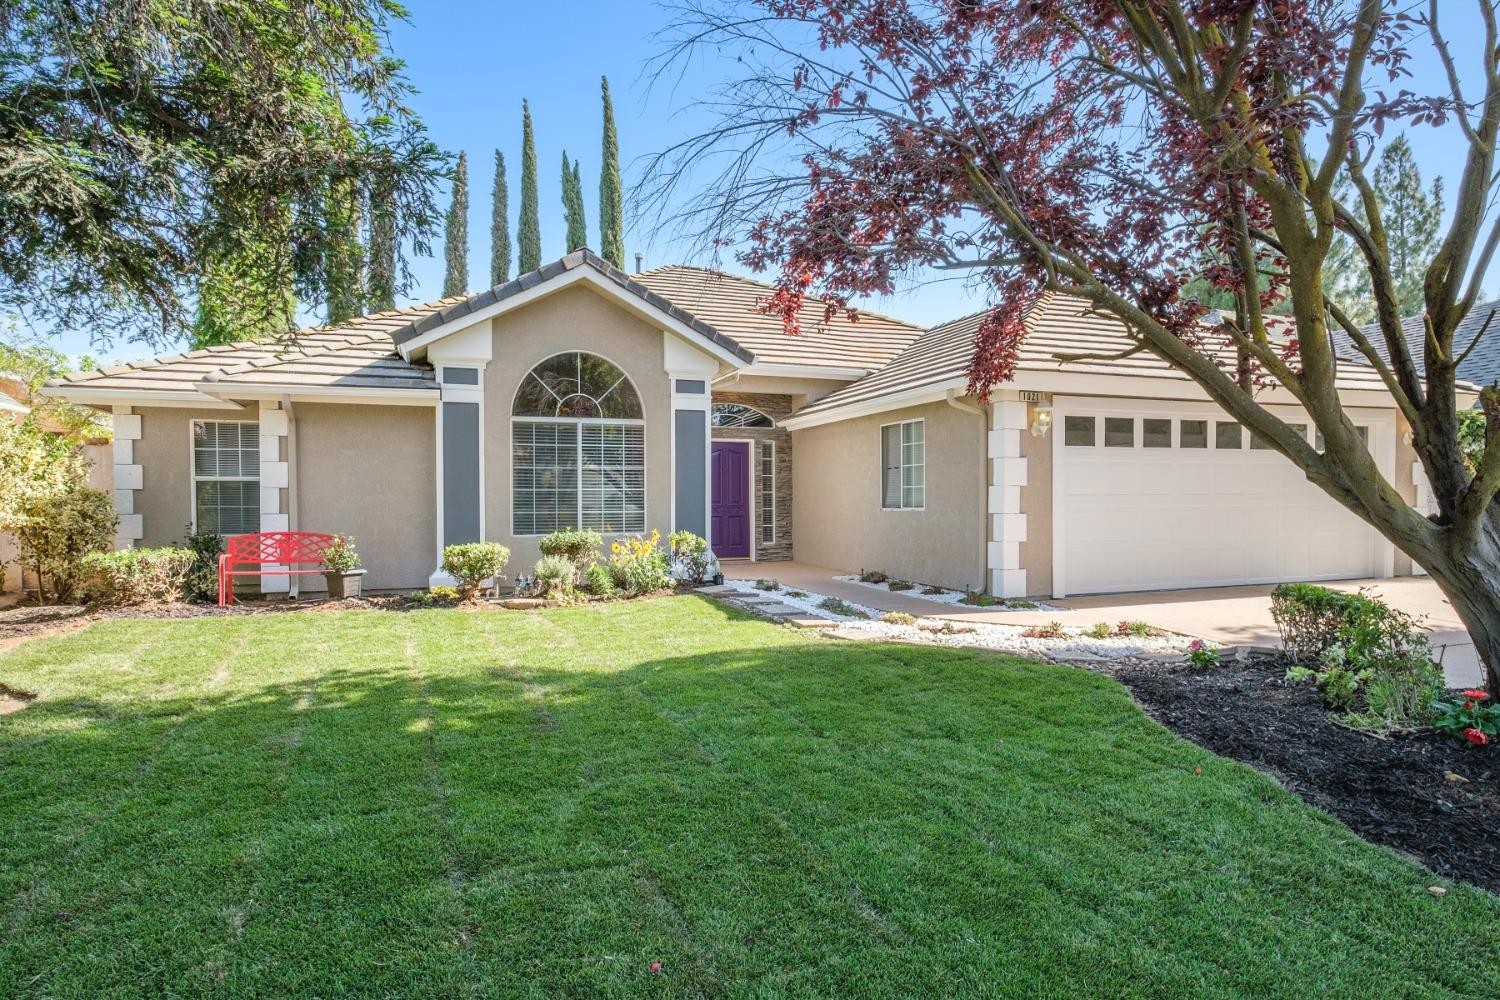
[[792, 293, 1398, 421], [632, 265, 924, 372], [1330, 302, 1500, 388]]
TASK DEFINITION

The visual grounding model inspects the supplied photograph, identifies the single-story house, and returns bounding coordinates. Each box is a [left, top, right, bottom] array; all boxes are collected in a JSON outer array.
[[44, 249, 1444, 599]]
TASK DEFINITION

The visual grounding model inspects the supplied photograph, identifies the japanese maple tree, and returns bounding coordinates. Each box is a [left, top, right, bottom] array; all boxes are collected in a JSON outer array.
[[645, 0, 1500, 690]]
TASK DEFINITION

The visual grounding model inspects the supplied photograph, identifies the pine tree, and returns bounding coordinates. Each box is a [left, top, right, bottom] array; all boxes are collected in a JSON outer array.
[[518, 101, 542, 273], [490, 150, 511, 285], [367, 178, 397, 312], [598, 76, 625, 268], [562, 151, 587, 252], [325, 176, 365, 324], [443, 151, 469, 297], [1324, 135, 1444, 324]]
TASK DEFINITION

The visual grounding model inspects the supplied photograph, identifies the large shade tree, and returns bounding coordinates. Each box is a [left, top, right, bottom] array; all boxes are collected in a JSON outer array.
[[646, 0, 1500, 690], [0, 0, 445, 345]]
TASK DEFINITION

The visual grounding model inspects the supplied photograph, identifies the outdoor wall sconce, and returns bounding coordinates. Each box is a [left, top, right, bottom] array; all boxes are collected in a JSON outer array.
[[1030, 400, 1053, 438]]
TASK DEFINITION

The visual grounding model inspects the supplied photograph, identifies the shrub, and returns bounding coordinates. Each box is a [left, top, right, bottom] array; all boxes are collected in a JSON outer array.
[[754, 578, 781, 591], [1286, 663, 1365, 711], [583, 563, 617, 597], [1431, 689, 1499, 747], [921, 585, 946, 596], [1119, 620, 1154, 637], [533, 555, 576, 598], [858, 569, 888, 584], [408, 585, 460, 608], [13, 486, 116, 603], [785, 589, 808, 598], [1272, 583, 1424, 663], [1021, 621, 1068, 639], [320, 534, 361, 573], [441, 542, 510, 601], [669, 530, 713, 583], [881, 611, 916, 625], [179, 526, 223, 603], [1084, 622, 1112, 640], [1185, 639, 1220, 671], [887, 580, 914, 592], [1353, 653, 1445, 732], [81, 547, 195, 605], [538, 528, 601, 568], [960, 591, 1001, 607], [817, 597, 866, 618], [607, 531, 673, 595]]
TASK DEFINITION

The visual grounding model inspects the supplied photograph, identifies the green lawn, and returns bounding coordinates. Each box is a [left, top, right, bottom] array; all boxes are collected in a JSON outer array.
[[1, 597, 1496, 998]]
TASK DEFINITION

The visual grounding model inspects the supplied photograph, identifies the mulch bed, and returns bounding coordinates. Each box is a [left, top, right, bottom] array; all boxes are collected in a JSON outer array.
[[1115, 655, 1499, 894]]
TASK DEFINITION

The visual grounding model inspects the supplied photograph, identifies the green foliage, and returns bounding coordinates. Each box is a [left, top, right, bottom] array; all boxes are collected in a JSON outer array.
[[959, 591, 1001, 607], [921, 585, 946, 595], [320, 535, 362, 574], [583, 563, 617, 597], [1431, 690, 1499, 747], [0, 2, 445, 344], [1457, 408, 1486, 477], [366, 176, 398, 313], [537, 528, 601, 566], [443, 151, 470, 297], [817, 597, 866, 618], [441, 542, 510, 601], [408, 585, 460, 608], [858, 569, 888, 584], [12, 486, 116, 603], [518, 101, 541, 273], [191, 210, 297, 347], [1286, 662, 1365, 711], [881, 611, 917, 625], [0, 333, 106, 439], [179, 526, 224, 604], [1084, 622, 1112, 640], [598, 76, 625, 268], [606, 532, 673, 595], [490, 150, 511, 285], [1271, 583, 1422, 662], [668, 530, 712, 583], [81, 547, 196, 606], [886, 580, 914, 591], [1324, 135, 1445, 324], [324, 175, 367, 324], [1355, 655, 1444, 732], [533, 555, 576, 599], [562, 152, 587, 252], [754, 578, 781, 591], [1185, 640, 1221, 671]]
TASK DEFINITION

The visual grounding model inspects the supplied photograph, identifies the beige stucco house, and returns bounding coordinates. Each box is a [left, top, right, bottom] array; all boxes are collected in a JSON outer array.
[[44, 250, 1438, 599]]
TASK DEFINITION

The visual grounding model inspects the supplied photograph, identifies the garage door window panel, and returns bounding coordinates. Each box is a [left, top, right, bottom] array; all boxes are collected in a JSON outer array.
[[1180, 420, 1208, 448], [1143, 419, 1172, 448], [1064, 415, 1096, 446], [1215, 422, 1243, 449], [1104, 417, 1134, 448]]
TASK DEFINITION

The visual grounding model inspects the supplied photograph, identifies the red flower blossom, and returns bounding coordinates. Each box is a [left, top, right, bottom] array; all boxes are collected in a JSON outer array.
[[1461, 689, 1490, 701], [1463, 727, 1488, 746], [650, 962, 663, 973]]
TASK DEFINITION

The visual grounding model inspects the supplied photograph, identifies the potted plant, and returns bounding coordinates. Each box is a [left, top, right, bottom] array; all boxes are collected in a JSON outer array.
[[321, 535, 365, 599]]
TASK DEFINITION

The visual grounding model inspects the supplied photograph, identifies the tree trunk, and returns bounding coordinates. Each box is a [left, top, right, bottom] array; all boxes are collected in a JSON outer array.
[[1416, 529, 1500, 694]]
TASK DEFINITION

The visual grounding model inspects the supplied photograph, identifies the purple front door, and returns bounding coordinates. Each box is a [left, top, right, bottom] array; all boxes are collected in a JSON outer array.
[[711, 442, 751, 558]]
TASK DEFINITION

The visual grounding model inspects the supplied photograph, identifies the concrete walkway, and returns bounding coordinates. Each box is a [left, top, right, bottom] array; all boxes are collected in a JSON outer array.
[[723, 560, 1482, 686]]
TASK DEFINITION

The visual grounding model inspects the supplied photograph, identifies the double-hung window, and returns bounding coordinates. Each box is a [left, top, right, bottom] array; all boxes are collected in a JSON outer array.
[[880, 419, 925, 509], [192, 420, 260, 535], [512, 352, 646, 535]]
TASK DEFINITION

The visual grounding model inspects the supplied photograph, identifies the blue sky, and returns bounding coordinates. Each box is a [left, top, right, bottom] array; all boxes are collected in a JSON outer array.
[[52, 2, 1496, 363]]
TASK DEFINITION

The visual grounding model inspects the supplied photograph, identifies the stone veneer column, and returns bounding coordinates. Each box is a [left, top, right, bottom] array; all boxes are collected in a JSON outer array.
[[987, 394, 1028, 597], [258, 401, 291, 593], [112, 405, 143, 549]]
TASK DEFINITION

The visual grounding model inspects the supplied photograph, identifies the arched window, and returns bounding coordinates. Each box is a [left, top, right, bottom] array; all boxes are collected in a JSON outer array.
[[512, 352, 645, 535], [711, 403, 774, 428]]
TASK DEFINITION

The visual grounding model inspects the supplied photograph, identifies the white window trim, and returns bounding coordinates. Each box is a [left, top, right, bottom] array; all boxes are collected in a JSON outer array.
[[880, 418, 926, 511], [758, 439, 776, 545], [510, 417, 648, 538], [188, 419, 261, 535]]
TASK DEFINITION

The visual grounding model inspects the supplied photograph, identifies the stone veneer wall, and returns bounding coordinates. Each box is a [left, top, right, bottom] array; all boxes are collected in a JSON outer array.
[[710, 390, 793, 562]]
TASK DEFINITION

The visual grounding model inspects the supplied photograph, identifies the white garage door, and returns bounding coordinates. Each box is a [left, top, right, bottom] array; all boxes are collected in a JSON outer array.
[[1055, 399, 1390, 596]]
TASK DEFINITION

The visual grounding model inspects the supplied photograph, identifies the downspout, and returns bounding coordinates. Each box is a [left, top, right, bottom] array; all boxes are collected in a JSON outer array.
[[946, 389, 988, 593], [281, 395, 298, 532]]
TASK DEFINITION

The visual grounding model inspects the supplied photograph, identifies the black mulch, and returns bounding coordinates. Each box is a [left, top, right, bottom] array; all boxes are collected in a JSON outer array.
[[1114, 655, 1499, 894]]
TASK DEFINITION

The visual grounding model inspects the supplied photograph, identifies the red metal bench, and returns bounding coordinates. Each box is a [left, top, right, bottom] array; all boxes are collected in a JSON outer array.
[[218, 531, 339, 606]]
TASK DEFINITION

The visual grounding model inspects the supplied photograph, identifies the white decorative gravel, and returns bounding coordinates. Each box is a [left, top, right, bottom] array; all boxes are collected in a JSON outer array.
[[832, 575, 1060, 611], [726, 578, 1195, 659]]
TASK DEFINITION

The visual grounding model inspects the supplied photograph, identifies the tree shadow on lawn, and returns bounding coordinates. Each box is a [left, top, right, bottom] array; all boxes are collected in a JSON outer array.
[[1, 599, 1497, 998]]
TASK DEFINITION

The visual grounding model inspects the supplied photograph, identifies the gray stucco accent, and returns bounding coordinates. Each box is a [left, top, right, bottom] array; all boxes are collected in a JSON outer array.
[[674, 408, 707, 537], [443, 401, 481, 546], [443, 366, 479, 385]]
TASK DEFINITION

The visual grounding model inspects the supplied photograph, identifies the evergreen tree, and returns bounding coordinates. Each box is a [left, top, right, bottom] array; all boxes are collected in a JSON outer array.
[[490, 150, 511, 285], [367, 177, 397, 312], [598, 76, 625, 268], [1324, 135, 1444, 324], [562, 151, 588, 252], [191, 199, 297, 347], [325, 177, 366, 324], [518, 101, 542, 273], [443, 151, 470, 297]]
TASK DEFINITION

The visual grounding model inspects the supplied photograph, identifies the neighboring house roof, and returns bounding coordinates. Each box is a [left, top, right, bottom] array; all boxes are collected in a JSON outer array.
[[1329, 301, 1500, 388], [791, 293, 1398, 424], [632, 265, 924, 373]]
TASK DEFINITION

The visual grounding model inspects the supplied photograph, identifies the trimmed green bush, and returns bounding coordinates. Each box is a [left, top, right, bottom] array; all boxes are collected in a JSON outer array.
[[441, 542, 510, 601], [13, 486, 116, 603], [81, 547, 196, 605], [669, 530, 712, 583], [583, 563, 616, 597], [533, 555, 575, 598], [538, 528, 601, 566], [179, 526, 223, 603]]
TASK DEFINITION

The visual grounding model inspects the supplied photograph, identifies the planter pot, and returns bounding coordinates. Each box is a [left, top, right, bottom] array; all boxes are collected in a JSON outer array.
[[324, 569, 366, 599]]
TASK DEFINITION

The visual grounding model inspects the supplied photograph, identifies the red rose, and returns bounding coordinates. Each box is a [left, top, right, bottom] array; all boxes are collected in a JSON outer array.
[[1464, 700, 1477, 711], [1461, 689, 1490, 701], [1463, 727, 1488, 746]]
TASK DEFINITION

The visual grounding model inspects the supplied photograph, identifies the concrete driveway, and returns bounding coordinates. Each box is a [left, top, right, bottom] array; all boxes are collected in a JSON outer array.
[[728, 561, 1482, 686]]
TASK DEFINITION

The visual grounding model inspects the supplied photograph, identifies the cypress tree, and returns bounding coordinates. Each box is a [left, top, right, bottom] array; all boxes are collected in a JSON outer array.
[[442, 150, 469, 297], [518, 100, 541, 273], [598, 76, 625, 268], [490, 149, 511, 285], [562, 151, 587, 252]]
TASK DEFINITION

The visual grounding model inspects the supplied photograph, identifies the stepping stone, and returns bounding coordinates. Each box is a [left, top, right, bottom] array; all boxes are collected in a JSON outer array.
[[783, 616, 837, 629], [695, 585, 741, 595]]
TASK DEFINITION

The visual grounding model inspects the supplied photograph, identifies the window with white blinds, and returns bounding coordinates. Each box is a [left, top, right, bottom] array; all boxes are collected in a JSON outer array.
[[192, 421, 260, 535], [880, 419, 924, 510], [758, 440, 775, 544]]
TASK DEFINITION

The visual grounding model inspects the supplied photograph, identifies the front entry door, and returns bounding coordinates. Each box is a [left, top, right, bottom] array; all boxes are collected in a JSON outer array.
[[711, 442, 751, 558]]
